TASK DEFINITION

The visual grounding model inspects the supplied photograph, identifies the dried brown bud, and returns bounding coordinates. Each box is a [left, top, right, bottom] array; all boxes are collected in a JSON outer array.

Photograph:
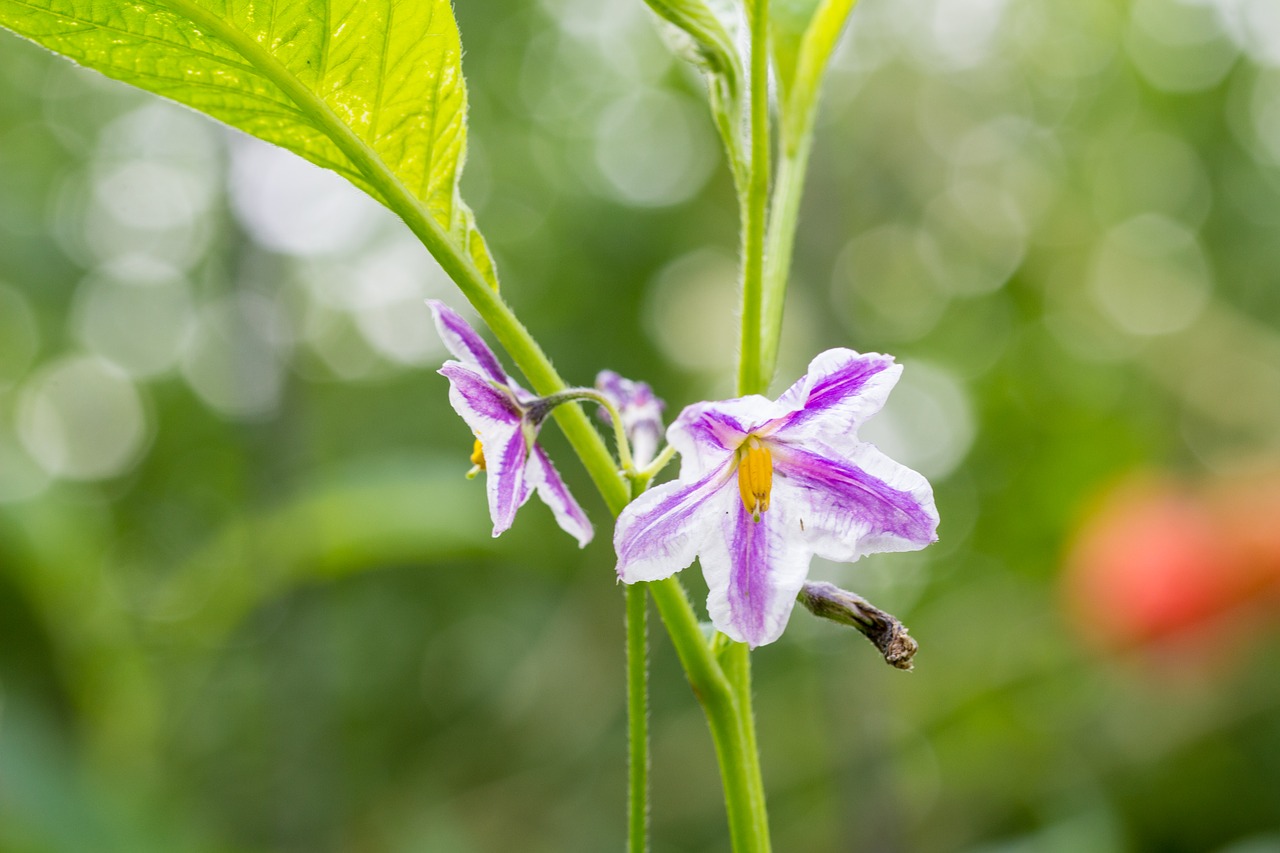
[[797, 581, 918, 670]]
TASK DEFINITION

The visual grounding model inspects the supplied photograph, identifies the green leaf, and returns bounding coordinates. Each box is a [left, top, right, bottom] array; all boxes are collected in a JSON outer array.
[[642, 0, 748, 191], [771, 0, 821, 98], [0, 0, 498, 288], [770, 0, 856, 152]]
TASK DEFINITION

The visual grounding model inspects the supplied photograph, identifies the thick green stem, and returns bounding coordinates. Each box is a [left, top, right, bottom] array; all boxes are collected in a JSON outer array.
[[701, 0, 777, 849], [626, 581, 650, 853], [722, 641, 770, 843], [737, 0, 773, 396], [646, 581, 768, 853]]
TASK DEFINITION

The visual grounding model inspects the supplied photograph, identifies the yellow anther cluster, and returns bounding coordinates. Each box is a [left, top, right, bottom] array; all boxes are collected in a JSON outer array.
[[737, 436, 772, 522], [470, 438, 487, 470]]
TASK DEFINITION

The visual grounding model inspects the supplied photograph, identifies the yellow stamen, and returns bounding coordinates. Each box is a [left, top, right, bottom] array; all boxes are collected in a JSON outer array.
[[737, 436, 772, 523], [467, 438, 486, 479]]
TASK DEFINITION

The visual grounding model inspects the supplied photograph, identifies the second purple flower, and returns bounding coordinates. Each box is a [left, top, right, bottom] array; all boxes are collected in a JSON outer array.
[[429, 300, 593, 548]]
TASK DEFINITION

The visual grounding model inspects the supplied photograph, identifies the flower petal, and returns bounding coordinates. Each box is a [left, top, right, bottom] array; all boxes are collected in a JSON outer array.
[[701, 495, 814, 648], [428, 300, 510, 386], [438, 362, 529, 536], [615, 461, 735, 583], [774, 443, 938, 562], [771, 349, 901, 449], [526, 444, 594, 548], [439, 363, 522, 427], [483, 419, 533, 536], [667, 395, 781, 478]]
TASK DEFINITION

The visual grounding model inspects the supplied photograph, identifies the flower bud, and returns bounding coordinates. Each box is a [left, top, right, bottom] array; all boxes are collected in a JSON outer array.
[[797, 581, 918, 670]]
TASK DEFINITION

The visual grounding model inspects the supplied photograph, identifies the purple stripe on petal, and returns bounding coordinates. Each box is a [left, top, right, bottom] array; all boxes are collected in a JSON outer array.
[[725, 501, 771, 645], [487, 423, 531, 536], [667, 403, 755, 477], [614, 463, 733, 583], [806, 354, 893, 411], [428, 300, 509, 385], [528, 445, 594, 548], [777, 446, 938, 551], [777, 350, 897, 433], [439, 363, 523, 425], [699, 496, 814, 648]]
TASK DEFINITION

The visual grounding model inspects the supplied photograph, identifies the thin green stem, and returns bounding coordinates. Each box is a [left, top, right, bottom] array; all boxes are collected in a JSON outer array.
[[633, 444, 678, 485], [737, 0, 773, 397], [533, 388, 635, 474], [626, 581, 650, 853], [761, 0, 859, 378], [758, 147, 811, 379]]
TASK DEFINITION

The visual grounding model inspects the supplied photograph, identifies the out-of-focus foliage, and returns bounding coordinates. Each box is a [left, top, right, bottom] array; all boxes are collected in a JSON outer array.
[[2, 0, 1280, 850], [0, 0, 498, 288]]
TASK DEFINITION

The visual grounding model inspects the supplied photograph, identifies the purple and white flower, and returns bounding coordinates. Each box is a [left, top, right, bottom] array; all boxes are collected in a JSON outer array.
[[595, 370, 666, 468], [428, 300, 593, 548], [614, 348, 938, 647]]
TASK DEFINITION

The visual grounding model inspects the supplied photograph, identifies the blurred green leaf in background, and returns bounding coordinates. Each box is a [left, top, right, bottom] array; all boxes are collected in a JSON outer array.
[[3, 0, 1280, 850]]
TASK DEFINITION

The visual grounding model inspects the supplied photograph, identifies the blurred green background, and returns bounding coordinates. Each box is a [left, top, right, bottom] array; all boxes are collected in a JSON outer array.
[[3, 0, 1280, 850]]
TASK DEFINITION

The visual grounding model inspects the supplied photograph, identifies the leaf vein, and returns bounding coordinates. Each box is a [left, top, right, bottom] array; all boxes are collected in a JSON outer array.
[[369, 0, 395, 144], [316, 0, 331, 82], [0, 0, 266, 78]]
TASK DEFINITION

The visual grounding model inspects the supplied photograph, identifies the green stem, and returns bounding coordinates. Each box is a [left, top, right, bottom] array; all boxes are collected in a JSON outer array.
[[721, 641, 770, 843], [761, 0, 858, 379], [634, 444, 678, 485], [533, 388, 635, 474], [626, 581, 650, 853], [703, 0, 776, 848], [374, 130, 770, 852], [737, 0, 773, 397], [758, 147, 811, 379], [646, 580, 769, 853]]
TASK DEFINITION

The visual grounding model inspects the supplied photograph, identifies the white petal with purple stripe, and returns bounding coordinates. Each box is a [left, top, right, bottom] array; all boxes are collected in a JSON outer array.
[[527, 444, 594, 548]]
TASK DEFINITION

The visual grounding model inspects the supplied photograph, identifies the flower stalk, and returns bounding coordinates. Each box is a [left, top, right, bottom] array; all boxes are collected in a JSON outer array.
[[626, 580, 650, 853], [737, 0, 774, 398], [720, 0, 778, 845]]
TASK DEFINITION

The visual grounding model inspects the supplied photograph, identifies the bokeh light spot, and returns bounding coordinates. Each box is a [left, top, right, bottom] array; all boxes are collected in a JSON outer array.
[[644, 249, 738, 372], [1090, 214, 1211, 337], [593, 89, 717, 208], [1126, 0, 1238, 93], [921, 179, 1027, 296], [0, 283, 40, 391], [832, 224, 949, 343], [181, 294, 290, 420], [17, 355, 150, 481], [72, 257, 195, 379]]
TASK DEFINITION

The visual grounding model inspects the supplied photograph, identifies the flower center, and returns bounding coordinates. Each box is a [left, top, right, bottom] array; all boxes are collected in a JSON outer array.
[[466, 438, 486, 479], [737, 436, 772, 523]]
